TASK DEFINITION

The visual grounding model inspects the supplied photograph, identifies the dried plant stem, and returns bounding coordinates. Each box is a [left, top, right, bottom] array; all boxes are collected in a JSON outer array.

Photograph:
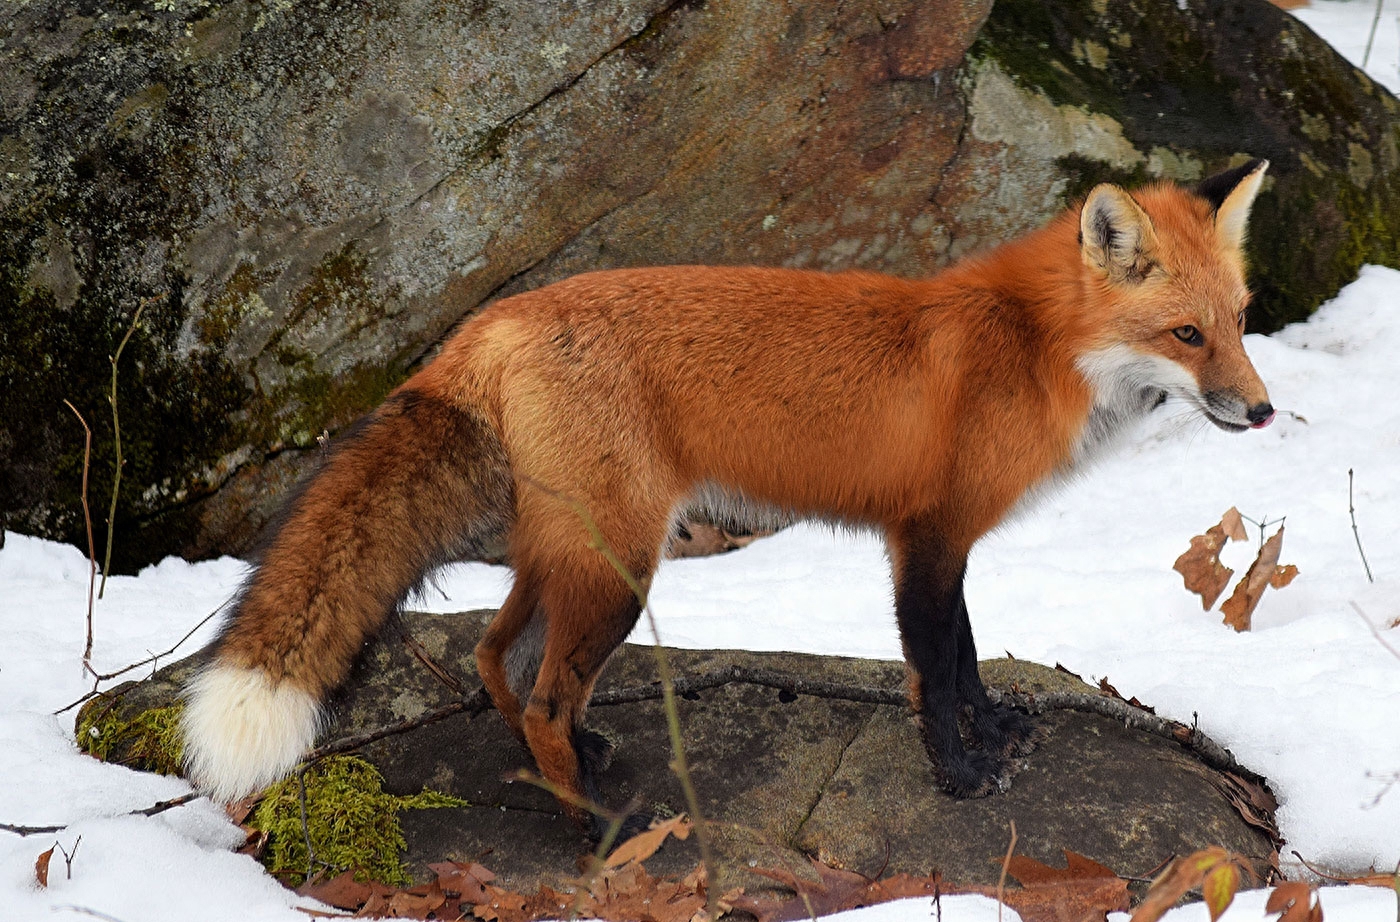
[[63, 399, 99, 679], [99, 299, 149, 599], [996, 820, 1018, 922], [52, 603, 228, 715], [0, 793, 198, 837], [1349, 469, 1375, 583], [1363, 0, 1384, 69]]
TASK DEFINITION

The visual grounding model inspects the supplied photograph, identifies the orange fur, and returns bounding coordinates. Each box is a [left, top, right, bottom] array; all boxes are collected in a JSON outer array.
[[182, 162, 1274, 832]]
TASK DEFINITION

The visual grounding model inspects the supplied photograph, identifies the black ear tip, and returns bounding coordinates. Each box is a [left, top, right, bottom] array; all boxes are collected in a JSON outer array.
[[1196, 158, 1268, 211]]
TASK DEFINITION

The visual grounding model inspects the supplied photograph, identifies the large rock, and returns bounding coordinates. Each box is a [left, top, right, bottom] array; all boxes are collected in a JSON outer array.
[[4, 0, 1398, 569], [83, 610, 1280, 895]]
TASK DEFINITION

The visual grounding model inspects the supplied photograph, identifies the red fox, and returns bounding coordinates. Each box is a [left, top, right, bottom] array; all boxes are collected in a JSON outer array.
[[181, 160, 1274, 838]]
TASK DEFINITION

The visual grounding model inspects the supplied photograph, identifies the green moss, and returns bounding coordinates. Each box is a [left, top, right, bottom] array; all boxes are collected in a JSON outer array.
[[250, 755, 469, 886], [76, 699, 185, 776]]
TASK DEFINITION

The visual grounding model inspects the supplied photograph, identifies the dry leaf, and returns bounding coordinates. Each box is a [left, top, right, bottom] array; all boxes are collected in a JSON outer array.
[[1132, 848, 1244, 922], [1174, 522, 1236, 610], [428, 860, 494, 904], [1220, 507, 1248, 542], [982, 850, 1129, 922], [730, 859, 900, 922], [604, 813, 692, 867], [35, 845, 54, 889], [297, 870, 374, 911], [1265, 881, 1324, 922], [1202, 862, 1241, 921], [1270, 564, 1299, 589], [1221, 527, 1295, 632]]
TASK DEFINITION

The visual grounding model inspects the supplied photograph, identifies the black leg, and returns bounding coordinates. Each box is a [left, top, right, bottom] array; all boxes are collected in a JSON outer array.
[[891, 523, 1003, 798], [954, 592, 1041, 757]]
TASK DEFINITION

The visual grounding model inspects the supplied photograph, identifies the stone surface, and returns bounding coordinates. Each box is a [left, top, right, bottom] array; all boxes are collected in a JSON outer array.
[[84, 609, 1278, 896], [3, 0, 1398, 569]]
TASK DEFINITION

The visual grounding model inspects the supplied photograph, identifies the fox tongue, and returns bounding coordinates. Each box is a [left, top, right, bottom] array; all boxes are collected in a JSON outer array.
[[1250, 411, 1276, 429]]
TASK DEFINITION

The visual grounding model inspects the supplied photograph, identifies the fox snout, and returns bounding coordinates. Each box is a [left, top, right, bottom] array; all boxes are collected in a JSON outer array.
[[1201, 387, 1273, 432]]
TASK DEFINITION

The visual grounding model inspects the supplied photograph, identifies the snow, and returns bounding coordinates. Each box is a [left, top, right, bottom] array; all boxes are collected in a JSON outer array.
[[5, 5, 1400, 918], [1292, 0, 1400, 94]]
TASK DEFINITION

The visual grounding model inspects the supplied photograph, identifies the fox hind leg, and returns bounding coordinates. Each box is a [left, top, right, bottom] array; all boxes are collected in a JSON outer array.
[[475, 571, 545, 744], [517, 525, 661, 840]]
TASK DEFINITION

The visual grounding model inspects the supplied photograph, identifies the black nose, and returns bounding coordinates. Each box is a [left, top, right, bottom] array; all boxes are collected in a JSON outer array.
[[1246, 402, 1274, 425]]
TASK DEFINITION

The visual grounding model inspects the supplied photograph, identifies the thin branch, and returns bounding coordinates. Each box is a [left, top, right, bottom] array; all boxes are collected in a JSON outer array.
[[1349, 469, 1375, 584], [62, 399, 99, 679], [996, 820, 1019, 922], [100, 297, 152, 598], [1352, 602, 1400, 663], [0, 793, 199, 837], [53, 604, 228, 715], [1363, 0, 1385, 69]]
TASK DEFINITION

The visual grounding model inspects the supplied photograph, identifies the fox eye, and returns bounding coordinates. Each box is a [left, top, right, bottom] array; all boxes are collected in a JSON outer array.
[[1172, 325, 1203, 346]]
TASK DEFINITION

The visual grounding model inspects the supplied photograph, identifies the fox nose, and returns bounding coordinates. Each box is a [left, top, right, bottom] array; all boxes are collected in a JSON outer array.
[[1247, 402, 1275, 428]]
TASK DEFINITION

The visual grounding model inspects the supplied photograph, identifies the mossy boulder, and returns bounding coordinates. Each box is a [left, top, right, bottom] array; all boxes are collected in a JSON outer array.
[[4, 0, 1397, 569]]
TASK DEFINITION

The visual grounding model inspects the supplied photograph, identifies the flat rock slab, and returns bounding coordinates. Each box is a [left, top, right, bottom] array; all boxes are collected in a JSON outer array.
[[90, 610, 1278, 895]]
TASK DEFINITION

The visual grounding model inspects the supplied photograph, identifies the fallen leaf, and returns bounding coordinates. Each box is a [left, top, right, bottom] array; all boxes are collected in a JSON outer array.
[[1174, 520, 1236, 610], [604, 813, 692, 868], [1132, 848, 1244, 922], [731, 860, 952, 922], [1265, 881, 1324, 922], [1221, 527, 1295, 632], [980, 850, 1128, 922], [428, 860, 495, 903], [35, 845, 54, 889], [297, 869, 373, 911]]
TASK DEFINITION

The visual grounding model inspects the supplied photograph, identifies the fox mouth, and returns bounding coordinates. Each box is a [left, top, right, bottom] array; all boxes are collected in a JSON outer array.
[[1203, 411, 1250, 433]]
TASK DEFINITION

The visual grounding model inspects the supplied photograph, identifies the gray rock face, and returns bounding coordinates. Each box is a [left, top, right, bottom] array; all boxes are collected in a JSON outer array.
[[81, 610, 1279, 895], [4, 0, 1397, 569]]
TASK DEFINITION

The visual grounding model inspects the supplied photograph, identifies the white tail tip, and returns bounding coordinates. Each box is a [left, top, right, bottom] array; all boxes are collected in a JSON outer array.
[[181, 663, 322, 803]]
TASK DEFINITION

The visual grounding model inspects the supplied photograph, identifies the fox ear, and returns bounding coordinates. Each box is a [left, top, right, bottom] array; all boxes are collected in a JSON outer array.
[[1080, 184, 1159, 284], [1198, 158, 1268, 252]]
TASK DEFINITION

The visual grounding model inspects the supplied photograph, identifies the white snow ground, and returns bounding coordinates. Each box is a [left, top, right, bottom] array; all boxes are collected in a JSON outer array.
[[4, 4, 1400, 919]]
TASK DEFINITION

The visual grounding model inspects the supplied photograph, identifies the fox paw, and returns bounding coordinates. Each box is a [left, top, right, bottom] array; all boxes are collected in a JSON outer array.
[[937, 748, 1008, 799]]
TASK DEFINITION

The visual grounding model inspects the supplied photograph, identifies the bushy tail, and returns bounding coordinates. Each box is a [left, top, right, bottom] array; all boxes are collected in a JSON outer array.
[[181, 388, 513, 802]]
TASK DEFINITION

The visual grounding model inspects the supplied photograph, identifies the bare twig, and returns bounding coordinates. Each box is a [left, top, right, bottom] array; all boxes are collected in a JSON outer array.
[[100, 297, 151, 598], [1363, 0, 1385, 69], [52, 908, 131, 922], [297, 767, 316, 882], [62, 399, 99, 679], [996, 820, 1019, 922], [1352, 602, 1400, 664], [55, 835, 82, 879], [0, 793, 200, 837], [53, 603, 228, 715], [1349, 469, 1376, 583]]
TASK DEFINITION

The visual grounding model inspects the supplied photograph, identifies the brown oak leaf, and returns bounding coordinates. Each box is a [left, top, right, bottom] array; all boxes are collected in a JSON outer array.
[[1132, 848, 1245, 922], [978, 850, 1128, 922]]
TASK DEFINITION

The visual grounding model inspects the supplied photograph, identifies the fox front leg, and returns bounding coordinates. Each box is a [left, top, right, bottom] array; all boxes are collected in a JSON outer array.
[[889, 521, 1008, 797]]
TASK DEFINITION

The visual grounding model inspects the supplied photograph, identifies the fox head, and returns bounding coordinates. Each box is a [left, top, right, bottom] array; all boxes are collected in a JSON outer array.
[[1076, 159, 1275, 433]]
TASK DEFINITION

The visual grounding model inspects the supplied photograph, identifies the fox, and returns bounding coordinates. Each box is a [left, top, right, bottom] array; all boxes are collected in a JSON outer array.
[[181, 159, 1275, 839]]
